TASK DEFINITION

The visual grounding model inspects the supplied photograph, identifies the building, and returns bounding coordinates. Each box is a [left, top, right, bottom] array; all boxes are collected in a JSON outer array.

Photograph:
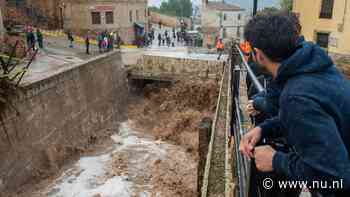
[[201, 0, 245, 48], [293, 0, 350, 57], [3, 0, 62, 29], [61, 0, 148, 44]]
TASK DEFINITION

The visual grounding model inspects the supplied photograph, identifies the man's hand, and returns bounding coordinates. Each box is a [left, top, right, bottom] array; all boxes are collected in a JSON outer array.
[[239, 127, 262, 158], [246, 100, 260, 116], [254, 145, 276, 172]]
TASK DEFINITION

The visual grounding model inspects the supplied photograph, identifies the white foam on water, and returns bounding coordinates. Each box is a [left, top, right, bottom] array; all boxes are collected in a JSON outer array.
[[42, 121, 168, 197], [45, 152, 132, 197]]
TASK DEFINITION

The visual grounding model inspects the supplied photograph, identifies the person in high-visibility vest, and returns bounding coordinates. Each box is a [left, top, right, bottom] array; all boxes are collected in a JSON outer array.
[[216, 38, 224, 60]]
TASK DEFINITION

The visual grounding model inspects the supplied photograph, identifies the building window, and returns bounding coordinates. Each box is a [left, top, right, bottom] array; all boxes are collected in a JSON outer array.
[[136, 10, 139, 21], [320, 0, 334, 19], [316, 32, 330, 48], [238, 14, 241, 20], [223, 13, 227, 21], [106, 11, 114, 24], [91, 12, 101, 25], [129, 10, 133, 23]]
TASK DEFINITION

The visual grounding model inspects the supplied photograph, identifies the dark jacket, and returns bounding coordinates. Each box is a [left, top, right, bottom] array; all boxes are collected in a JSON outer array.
[[259, 42, 350, 193], [252, 82, 280, 118]]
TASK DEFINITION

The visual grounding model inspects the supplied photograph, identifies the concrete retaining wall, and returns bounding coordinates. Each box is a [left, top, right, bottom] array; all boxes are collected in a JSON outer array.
[[128, 54, 225, 80], [0, 51, 128, 193]]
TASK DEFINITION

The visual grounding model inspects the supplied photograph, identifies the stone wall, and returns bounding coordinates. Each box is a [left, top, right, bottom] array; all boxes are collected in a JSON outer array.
[[0, 51, 128, 193], [128, 54, 225, 80]]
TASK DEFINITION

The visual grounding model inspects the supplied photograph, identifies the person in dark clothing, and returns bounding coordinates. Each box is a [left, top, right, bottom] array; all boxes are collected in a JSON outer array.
[[67, 31, 74, 48], [85, 32, 90, 55], [158, 33, 162, 46], [162, 36, 165, 46], [26, 28, 36, 51], [36, 29, 43, 49], [97, 32, 103, 53], [166, 36, 171, 47], [240, 12, 350, 196]]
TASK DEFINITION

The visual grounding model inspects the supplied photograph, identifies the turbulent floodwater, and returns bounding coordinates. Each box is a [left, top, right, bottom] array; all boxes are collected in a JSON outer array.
[[34, 120, 196, 197]]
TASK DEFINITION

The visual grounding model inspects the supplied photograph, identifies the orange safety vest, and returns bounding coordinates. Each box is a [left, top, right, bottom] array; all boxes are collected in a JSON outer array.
[[240, 41, 252, 54], [216, 41, 224, 49]]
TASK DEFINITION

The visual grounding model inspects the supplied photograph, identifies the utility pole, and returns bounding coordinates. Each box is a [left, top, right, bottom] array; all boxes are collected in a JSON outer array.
[[219, 0, 224, 39], [253, 0, 258, 16]]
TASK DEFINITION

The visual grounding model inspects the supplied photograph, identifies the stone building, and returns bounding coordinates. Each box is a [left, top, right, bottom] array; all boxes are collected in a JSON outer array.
[[293, 0, 350, 56], [61, 0, 148, 44], [201, 0, 245, 48]]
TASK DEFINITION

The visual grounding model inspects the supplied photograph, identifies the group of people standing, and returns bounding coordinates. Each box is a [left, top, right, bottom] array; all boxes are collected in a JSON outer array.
[[156, 28, 189, 47], [25, 26, 44, 52], [96, 31, 120, 54], [83, 30, 120, 55]]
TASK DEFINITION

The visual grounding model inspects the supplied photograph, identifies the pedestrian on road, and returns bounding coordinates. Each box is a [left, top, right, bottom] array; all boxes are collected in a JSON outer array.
[[85, 32, 90, 55], [161, 34, 165, 46], [67, 31, 74, 48], [36, 29, 44, 49], [166, 36, 171, 47], [151, 29, 155, 41], [159, 21, 162, 29], [97, 32, 103, 53], [108, 32, 114, 51], [26, 26, 36, 51], [116, 32, 121, 49], [158, 33, 162, 46], [216, 38, 224, 60], [103, 36, 109, 52]]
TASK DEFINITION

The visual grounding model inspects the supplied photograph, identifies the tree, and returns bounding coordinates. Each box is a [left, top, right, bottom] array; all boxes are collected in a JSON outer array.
[[280, 0, 293, 11], [258, 7, 280, 15], [153, 0, 193, 18]]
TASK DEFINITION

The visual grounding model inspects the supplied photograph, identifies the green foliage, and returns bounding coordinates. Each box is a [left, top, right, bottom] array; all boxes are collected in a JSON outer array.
[[151, 0, 193, 18], [279, 0, 293, 11], [258, 6, 280, 15]]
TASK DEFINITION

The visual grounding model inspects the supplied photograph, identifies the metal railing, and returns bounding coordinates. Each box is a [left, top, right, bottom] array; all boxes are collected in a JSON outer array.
[[230, 43, 265, 197]]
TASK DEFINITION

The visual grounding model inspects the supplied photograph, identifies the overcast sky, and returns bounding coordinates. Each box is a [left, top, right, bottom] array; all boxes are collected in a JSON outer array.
[[148, 0, 280, 11]]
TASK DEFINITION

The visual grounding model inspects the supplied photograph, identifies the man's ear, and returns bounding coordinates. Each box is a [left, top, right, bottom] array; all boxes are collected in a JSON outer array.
[[254, 48, 265, 64]]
